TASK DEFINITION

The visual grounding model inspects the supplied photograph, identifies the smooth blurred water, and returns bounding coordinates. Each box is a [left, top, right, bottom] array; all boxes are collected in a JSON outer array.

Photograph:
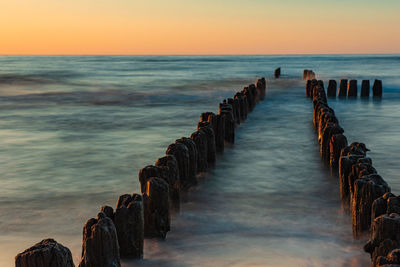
[[0, 55, 399, 266]]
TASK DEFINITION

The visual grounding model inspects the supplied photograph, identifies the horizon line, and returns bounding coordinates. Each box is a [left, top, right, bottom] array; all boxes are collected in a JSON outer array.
[[0, 52, 399, 56]]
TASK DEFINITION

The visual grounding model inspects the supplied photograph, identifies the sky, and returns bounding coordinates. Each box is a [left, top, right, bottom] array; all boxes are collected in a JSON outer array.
[[0, 0, 399, 55]]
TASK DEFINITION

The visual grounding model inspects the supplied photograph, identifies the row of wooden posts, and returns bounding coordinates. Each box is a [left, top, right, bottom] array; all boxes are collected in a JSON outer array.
[[307, 74, 400, 267], [15, 77, 268, 267]]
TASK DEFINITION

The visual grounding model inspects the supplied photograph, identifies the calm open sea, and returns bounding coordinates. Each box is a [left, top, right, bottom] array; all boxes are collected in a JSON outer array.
[[0, 55, 399, 266]]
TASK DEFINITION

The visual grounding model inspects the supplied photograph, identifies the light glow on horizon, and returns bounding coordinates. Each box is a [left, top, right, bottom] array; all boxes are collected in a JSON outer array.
[[0, 0, 399, 55]]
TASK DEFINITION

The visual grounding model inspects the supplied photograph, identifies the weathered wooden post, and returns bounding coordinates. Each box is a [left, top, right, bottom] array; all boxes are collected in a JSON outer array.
[[143, 177, 170, 239], [364, 213, 400, 265], [228, 98, 241, 125], [338, 79, 348, 98], [15, 239, 74, 267], [274, 67, 281, 78], [79, 212, 121, 267], [218, 103, 235, 143], [206, 113, 225, 153], [113, 194, 144, 259], [373, 79, 383, 97], [176, 137, 198, 183], [327, 80, 337, 98], [352, 174, 390, 238], [197, 121, 217, 165], [347, 80, 358, 98], [329, 133, 348, 171], [256, 77, 266, 100], [166, 143, 192, 189], [190, 130, 208, 172], [361, 80, 370, 98], [155, 155, 181, 207], [234, 92, 247, 121]]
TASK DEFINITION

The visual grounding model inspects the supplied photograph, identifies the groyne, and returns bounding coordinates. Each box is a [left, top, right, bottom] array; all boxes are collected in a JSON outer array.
[[15, 74, 269, 267], [306, 73, 400, 266]]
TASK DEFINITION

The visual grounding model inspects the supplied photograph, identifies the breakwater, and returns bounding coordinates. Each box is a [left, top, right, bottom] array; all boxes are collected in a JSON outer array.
[[307, 74, 400, 266], [15, 76, 267, 267]]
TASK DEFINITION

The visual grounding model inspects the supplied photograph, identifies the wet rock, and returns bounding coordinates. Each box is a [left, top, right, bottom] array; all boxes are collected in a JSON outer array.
[[142, 177, 170, 239], [274, 67, 281, 78], [361, 80, 370, 98], [352, 174, 391, 237], [329, 133, 348, 170], [207, 113, 225, 153], [197, 122, 217, 165], [166, 142, 192, 189], [327, 80, 337, 98], [373, 79, 383, 97], [341, 142, 369, 157], [256, 77, 266, 100], [79, 212, 120, 267], [347, 80, 358, 97], [190, 130, 208, 172], [365, 213, 400, 264], [338, 79, 348, 98], [176, 137, 198, 183], [155, 155, 180, 207], [114, 194, 144, 258], [15, 239, 74, 267]]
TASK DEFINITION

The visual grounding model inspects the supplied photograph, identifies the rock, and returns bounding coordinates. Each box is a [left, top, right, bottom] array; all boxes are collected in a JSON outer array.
[[197, 122, 217, 165], [256, 77, 266, 100], [352, 174, 391, 237], [207, 113, 225, 153], [365, 214, 400, 264], [329, 134, 348, 170], [176, 137, 198, 183], [155, 155, 180, 208], [143, 177, 170, 239], [15, 239, 74, 267], [112, 194, 144, 259], [190, 130, 208, 172], [327, 80, 337, 98], [338, 79, 348, 98], [166, 143, 192, 189], [373, 79, 383, 97], [274, 67, 281, 78], [361, 80, 370, 98], [79, 212, 121, 267], [347, 80, 358, 97]]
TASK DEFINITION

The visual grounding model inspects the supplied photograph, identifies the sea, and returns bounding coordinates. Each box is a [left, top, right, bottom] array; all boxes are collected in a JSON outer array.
[[0, 55, 399, 266]]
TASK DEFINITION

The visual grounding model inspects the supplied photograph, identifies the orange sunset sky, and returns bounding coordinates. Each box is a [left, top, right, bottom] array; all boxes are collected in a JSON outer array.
[[1, 0, 399, 55]]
